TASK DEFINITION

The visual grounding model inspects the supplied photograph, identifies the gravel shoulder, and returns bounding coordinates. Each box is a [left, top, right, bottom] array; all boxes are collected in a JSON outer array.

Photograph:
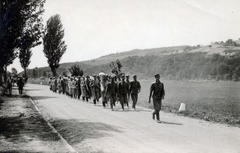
[[0, 87, 74, 152]]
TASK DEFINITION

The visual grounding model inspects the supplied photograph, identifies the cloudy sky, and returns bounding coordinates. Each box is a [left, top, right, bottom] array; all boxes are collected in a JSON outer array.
[[9, 0, 240, 72]]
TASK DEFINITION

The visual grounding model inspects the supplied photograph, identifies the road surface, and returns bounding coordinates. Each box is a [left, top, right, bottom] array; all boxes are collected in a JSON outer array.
[[25, 84, 240, 153]]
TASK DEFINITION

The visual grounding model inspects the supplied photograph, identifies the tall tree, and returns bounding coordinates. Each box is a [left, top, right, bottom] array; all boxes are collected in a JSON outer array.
[[19, 48, 32, 78], [43, 14, 67, 76], [18, 0, 45, 78]]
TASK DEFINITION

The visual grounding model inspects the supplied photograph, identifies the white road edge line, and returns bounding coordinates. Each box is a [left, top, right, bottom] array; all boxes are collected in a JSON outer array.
[[28, 96, 77, 153]]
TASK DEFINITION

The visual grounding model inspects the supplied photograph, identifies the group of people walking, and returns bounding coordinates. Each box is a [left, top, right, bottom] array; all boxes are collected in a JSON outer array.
[[49, 73, 165, 123], [48, 73, 141, 111]]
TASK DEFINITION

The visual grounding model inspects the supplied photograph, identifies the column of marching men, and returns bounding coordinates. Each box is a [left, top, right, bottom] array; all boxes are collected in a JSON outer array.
[[48, 73, 141, 111]]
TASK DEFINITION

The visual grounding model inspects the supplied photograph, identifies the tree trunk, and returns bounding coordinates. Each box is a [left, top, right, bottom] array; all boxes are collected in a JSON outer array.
[[3, 66, 7, 84], [52, 68, 57, 77], [24, 68, 27, 78], [0, 72, 2, 86]]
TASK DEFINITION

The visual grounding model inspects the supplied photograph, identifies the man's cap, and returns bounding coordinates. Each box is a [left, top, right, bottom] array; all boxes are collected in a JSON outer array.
[[154, 73, 160, 77], [133, 75, 137, 78]]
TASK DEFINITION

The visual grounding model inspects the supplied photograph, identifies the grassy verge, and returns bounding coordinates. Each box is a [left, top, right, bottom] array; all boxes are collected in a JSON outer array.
[[138, 80, 240, 127]]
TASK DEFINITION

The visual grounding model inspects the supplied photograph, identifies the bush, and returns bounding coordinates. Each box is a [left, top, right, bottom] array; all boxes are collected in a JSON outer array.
[[232, 73, 238, 81]]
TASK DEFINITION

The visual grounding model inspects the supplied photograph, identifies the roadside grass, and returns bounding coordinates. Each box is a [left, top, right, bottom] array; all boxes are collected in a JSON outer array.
[[28, 78, 49, 85], [28, 78, 240, 126], [138, 80, 240, 126]]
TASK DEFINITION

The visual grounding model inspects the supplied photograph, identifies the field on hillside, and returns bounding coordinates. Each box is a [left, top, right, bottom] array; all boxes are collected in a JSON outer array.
[[137, 80, 240, 126]]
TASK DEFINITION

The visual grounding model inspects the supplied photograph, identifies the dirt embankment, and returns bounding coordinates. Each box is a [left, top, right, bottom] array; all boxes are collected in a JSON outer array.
[[0, 88, 72, 152]]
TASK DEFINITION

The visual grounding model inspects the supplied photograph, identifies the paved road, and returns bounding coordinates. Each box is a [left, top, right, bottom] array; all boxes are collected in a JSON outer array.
[[25, 84, 240, 153]]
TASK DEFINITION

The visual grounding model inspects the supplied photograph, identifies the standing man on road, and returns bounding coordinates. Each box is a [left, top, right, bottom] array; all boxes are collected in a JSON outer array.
[[7, 76, 13, 96], [105, 76, 118, 111], [148, 73, 165, 123], [91, 75, 101, 105], [130, 75, 141, 110], [126, 75, 130, 103], [17, 77, 24, 95], [76, 76, 81, 100]]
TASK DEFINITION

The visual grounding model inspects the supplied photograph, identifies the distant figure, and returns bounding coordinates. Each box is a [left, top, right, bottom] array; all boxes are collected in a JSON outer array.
[[57, 76, 63, 94], [130, 75, 141, 110], [80, 77, 87, 101], [17, 77, 24, 95], [51, 77, 57, 92], [76, 76, 81, 100], [85, 76, 91, 100], [48, 77, 52, 90], [118, 74, 129, 110], [126, 75, 130, 103], [105, 76, 118, 111], [148, 73, 165, 123], [70, 77, 76, 98], [100, 74, 108, 108], [6, 76, 13, 96], [90, 75, 100, 105]]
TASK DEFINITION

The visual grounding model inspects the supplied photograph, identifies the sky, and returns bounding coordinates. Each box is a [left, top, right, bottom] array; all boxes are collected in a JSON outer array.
[[8, 0, 240, 73]]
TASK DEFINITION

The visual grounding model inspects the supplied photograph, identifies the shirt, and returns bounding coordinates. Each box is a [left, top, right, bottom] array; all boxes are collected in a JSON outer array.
[[118, 81, 129, 94], [130, 81, 141, 94], [150, 81, 165, 99]]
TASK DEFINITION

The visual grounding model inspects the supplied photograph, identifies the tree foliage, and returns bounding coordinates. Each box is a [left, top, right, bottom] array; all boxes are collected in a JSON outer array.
[[0, 0, 45, 85], [11, 68, 18, 78], [18, 0, 45, 77], [43, 14, 67, 76], [109, 59, 123, 76], [68, 65, 84, 77]]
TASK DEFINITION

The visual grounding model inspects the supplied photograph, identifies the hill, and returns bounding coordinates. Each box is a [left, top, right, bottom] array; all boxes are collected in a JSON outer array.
[[21, 41, 240, 81]]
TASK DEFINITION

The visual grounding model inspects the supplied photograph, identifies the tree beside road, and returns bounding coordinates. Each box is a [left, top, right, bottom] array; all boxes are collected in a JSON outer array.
[[43, 14, 67, 77]]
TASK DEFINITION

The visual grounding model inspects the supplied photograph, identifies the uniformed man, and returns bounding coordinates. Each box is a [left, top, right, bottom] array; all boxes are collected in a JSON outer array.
[[148, 73, 165, 123], [7, 76, 13, 96], [76, 76, 81, 100], [17, 77, 24, 95], [118, 74, 129, 110], [105, 76, 118, 111], [130, 75, 141, 110], [126, 75, 130, 103], [91, 75, 101, 105]]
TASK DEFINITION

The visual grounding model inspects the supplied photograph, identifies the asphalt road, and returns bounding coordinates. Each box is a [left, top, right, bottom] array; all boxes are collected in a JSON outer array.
[[25, 84, 240, 153]]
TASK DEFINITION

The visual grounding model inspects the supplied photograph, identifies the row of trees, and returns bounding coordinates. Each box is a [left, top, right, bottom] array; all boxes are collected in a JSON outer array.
[[1, 1, 67, 86], [0, 0, 45, 85]]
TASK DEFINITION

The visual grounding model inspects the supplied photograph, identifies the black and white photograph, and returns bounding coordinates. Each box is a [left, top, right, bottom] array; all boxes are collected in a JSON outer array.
[[0, 0, 240, 152]]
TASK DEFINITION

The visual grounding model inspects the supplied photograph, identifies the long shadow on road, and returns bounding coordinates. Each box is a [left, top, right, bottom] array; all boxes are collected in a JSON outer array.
[[31, 96, 57, 100], [50, 119, 123, 146], [25, 88, 44, 91], [160, 121, 183, 126]]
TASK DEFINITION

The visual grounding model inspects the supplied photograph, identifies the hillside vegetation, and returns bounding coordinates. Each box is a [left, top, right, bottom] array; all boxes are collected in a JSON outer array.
[[22, 40, 240, 81]]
